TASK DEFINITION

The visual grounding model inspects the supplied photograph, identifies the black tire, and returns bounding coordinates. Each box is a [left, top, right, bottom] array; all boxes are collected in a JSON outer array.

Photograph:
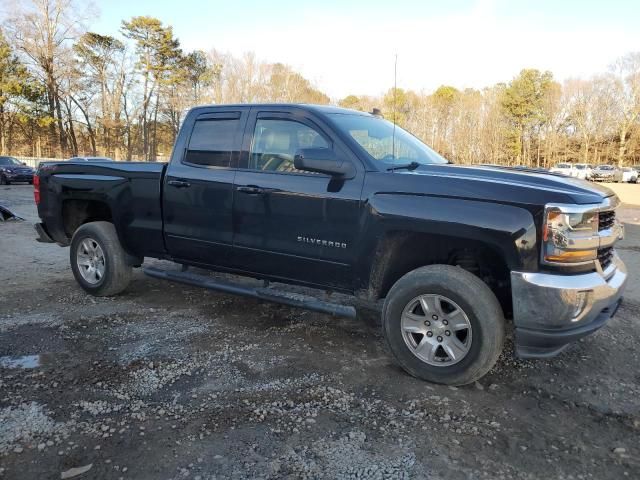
[[382, 265, 505, 386], [0, 175, 9, 185], [70, 221, 132, 296]]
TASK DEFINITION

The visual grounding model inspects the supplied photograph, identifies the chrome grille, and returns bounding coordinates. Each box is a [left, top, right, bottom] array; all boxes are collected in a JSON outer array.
[[599, 210, 615, 231], [597, 247, 614, 270]]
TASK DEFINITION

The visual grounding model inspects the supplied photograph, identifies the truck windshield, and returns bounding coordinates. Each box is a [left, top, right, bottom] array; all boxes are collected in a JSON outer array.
[[329, 114, 448, 166]]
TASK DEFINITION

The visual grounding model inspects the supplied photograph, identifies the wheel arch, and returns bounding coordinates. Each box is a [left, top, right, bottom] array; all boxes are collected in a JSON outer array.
[[356, 197, 538, 319], [363, 231, 513, 317], [62, 198, 113, 239], [63, 200, 141, 265]]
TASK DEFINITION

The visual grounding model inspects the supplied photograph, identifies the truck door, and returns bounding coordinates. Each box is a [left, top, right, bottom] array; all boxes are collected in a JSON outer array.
[[163, 108, 248, 266], [232, 108, 364, 291]]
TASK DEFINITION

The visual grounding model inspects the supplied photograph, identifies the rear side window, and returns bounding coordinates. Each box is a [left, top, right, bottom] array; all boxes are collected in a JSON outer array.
[[185, 118, 240, 167]]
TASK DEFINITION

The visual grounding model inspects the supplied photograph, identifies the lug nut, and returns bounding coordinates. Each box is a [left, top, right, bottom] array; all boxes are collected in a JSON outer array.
[[443, 319, 448, 325], [424, 321, 431, 326], [426, 331, 433, 337], [432, 315, 438, 320], [437, 336, 443, 342], [445, 331, 451, 336]]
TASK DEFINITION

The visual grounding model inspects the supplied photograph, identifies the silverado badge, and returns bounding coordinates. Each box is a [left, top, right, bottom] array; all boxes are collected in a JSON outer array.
[[297, 236, 347, 249]]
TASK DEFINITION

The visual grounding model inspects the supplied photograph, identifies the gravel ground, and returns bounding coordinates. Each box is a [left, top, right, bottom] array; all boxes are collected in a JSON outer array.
[[1, 183, 639, 479]]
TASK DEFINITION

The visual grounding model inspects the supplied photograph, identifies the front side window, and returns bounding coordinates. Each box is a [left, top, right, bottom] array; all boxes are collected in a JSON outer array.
[[185, 117, 240, 167], [249, 118, 329, 173], [328, 113, 448, 167]]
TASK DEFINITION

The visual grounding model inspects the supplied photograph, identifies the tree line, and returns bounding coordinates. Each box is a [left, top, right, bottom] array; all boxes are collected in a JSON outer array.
[[0, 0, 328, 161], [0, 0, 639, 166], [342, 60, 640, 167]]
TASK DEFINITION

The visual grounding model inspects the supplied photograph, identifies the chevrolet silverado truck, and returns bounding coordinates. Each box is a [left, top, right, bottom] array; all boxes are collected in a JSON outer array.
[[34, 104, 627, 385]]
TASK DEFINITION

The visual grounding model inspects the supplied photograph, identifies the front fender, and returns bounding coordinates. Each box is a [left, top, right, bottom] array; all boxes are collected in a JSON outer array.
[[355, 193, 539, 293]]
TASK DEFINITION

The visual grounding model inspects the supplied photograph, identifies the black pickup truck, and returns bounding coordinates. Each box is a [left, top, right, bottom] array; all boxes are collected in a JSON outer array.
[[34, 104, 627, 385]]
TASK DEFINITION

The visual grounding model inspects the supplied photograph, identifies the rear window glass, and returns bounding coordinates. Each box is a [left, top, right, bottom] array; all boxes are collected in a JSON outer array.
[[185, 118, 239, 167]]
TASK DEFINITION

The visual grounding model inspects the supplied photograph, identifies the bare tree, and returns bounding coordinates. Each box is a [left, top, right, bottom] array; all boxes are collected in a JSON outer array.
[[609, 53, 640, 166], [4, 0, 91, 156]]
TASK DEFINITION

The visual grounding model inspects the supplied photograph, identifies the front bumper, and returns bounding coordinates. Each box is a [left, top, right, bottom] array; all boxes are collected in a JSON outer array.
[[3, 172, 34, 182], [511, 254, 627, 358]]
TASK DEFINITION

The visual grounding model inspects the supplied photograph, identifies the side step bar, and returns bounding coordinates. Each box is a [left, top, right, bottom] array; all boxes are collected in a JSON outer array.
[[143, 267, 357, 319]]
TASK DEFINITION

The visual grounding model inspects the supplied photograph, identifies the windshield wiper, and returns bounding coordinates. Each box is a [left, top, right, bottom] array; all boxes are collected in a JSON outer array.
[[386, 161, 421, 172]]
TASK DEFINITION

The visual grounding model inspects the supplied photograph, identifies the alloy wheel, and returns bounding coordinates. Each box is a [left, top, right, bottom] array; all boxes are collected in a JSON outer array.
[[400, 294, 473, 366], [76, 237, 106, 284]]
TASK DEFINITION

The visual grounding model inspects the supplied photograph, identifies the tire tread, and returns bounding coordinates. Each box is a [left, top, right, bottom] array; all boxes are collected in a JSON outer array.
[[70, 221, 132, 296], [382, 264, 505, 385]]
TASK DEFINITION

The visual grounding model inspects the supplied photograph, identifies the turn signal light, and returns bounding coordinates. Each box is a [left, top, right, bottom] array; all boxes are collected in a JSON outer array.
[[544, 249, 597, 263]]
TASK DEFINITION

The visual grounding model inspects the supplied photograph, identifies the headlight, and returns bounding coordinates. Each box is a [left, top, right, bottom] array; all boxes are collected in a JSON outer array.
[[542, 206, 599, 265]]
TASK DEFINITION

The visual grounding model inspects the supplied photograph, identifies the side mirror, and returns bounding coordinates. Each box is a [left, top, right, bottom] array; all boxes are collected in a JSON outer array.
[[293, 148, 355, 178]]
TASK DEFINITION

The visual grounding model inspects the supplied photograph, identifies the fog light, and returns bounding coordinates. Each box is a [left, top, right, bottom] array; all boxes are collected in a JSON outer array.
[[572, 291, 589, 321]]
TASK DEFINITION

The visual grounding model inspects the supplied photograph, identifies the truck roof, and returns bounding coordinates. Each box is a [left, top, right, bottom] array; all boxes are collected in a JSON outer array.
[[188, 103, 371, 116]]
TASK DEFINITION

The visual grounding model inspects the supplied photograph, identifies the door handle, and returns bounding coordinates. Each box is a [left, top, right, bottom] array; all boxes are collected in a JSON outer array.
[[236, 185, 265, 195], [168, 179, 191, 188]]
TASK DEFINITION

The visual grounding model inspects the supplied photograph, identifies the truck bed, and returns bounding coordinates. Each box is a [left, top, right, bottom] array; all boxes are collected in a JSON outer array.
[[36, 161, 167, 257]]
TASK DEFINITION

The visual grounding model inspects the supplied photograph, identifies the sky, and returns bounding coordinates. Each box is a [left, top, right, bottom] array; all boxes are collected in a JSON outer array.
[[90, 0, 640, 99]]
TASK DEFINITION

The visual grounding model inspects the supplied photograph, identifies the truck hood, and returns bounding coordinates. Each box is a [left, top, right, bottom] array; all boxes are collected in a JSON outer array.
[[384, 164, 613, 206]]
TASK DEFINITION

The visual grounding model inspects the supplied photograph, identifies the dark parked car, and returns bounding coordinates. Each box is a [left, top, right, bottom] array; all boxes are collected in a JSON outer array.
[[34, 104, 627, 385], [591, 165, 623, 182], [68, 156, 114, 162], [0, 156, 35, 185]]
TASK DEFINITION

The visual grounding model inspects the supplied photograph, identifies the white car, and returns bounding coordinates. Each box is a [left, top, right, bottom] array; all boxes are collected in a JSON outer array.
[[573, 163, 593, 180], [549, 163, 575, 177], [622, 167, 638, 183]]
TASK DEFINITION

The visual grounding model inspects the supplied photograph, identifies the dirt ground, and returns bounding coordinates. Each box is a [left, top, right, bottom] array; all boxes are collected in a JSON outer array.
[[1, 184, 639, 480], [603, 182, 640, 208]]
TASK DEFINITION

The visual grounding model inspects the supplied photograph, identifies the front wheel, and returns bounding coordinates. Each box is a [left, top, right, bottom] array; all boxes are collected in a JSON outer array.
[[0, 175, 9, 185], [70, 221, 132, 296], [382, 265, 505, 385]]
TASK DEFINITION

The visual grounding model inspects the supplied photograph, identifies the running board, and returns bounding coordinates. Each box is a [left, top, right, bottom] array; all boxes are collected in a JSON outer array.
[[143, 267, 356, 319]]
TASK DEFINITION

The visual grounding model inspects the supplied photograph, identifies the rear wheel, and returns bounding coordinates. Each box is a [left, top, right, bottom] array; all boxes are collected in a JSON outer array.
[[382, 265, 505, 385], [70, 221, 132, 296]]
